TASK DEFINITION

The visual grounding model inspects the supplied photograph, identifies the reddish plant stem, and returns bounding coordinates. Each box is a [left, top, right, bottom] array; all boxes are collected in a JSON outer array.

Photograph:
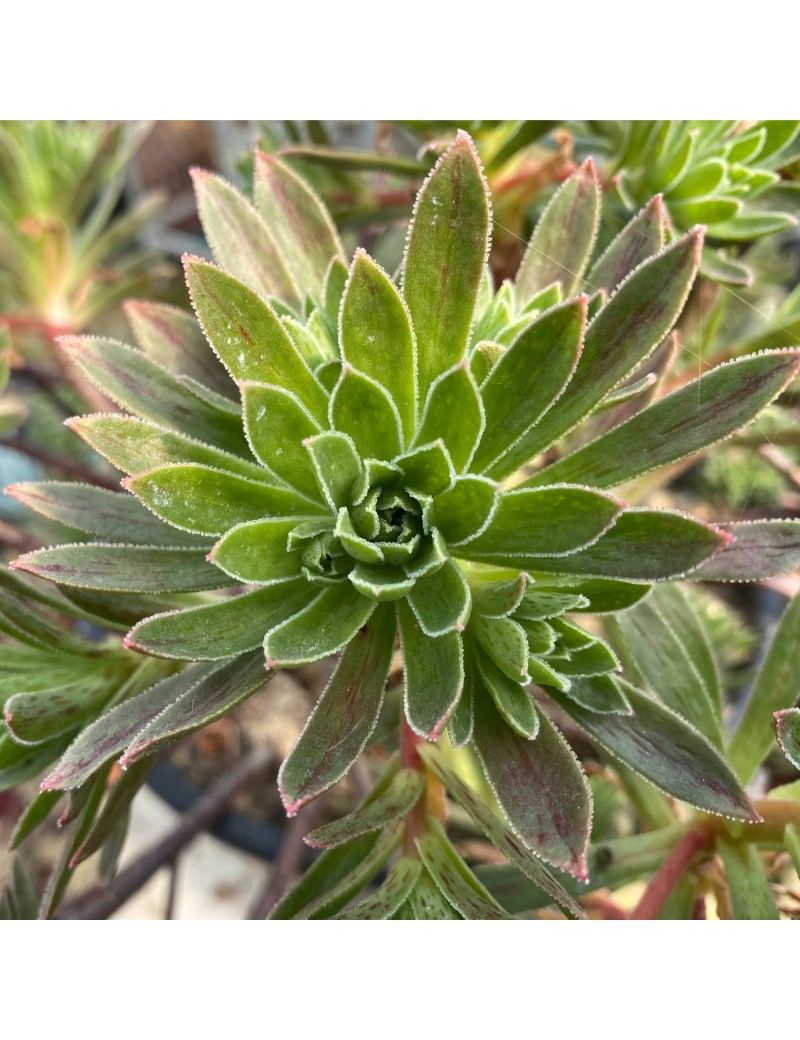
[[629, 828, 706, 920]]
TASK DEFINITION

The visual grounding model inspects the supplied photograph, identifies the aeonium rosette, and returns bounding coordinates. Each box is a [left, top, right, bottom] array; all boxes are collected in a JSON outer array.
[[9, 131, 800, 888]]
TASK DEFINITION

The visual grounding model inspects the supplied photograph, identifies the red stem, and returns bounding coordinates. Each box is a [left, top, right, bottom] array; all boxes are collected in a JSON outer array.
[[629, 828, 706, 920]]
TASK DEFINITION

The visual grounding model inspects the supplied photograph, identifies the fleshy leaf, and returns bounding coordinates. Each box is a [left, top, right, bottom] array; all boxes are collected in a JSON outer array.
[[395, 442, 455, 498], [528, 350, 800, 489], [209, 517, 316, 584], [470, 574, 529, 618], [413, 362, 484, 471], [304, 769, 425, 849], [563, 675, 631, 715], [687, 520, 800, 581], [403, 133, 490, 402], [329, 365, 403, 461], [587, 195, 665, 292], [472, 615, 530, 685], [473, 298, 586, 478], [125, 582, 317, 660], [278, 603, 395, 813], [124, 300, 232, 392], [4, 675, 117, 745], [335, 858, 422, 920], [473, 691, 591, 878], [408, 870, 462, 920], [415, 819, 511, 920], [406, 559, 471, 637], [339, 249, 417, 439], [398, 600, 463, 739], [304, 431, 363, 512], [775, 709, 800, 771], [432, 475, 498, 546], [474, 647, 538, 738], [264, 582, 375, 667], [552, 678, 758, 821]]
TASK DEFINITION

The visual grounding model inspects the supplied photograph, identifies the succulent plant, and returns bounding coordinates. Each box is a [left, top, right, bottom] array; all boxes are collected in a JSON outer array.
[[6, 130, 800, 919]]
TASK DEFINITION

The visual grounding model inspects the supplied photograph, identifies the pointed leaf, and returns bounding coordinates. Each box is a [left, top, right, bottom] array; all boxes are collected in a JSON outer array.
[[403, 132, 490, 401], [395, 441, 455, 498], [278, 603, 396, 813], [528, 350, 800, 490], [564, 674, 631, 715], [125, 582, 317, 660], [398, 600, 463, 740], [475, 647, 539, 739], [408, 870, 462, 919], [473, 614, 530, 685], [241, 382, 324, 502], [473, 298, 586, 478], [415, 819, 511, 920], [517, 158, 600, 300], [299, 828, 402, 920], [185, 258, 328, 422], [587, 196, 665, 291], [407, 558, 471, 637], [413, 362, 484, 471], [335, 858, 422, 920], [191, 168, 299, 306], [305, 769, 425, 849], [254, 152, 344, 301], [470, 574, 529, 618], [329, 365, 403, 461], [70, 757, 153, 868], [304, 431, 363, 511], [264, 582, 375, 667], [687, 520, 800, 581], [433, 474, 498, 546], [124, 300, 232, 392], [209, 517, 314, 584], [553, 678, 758, 821], [775, 709, 800, 771], [5, 675, 117, 745], [11, 544, 228, 593], [340, 249, 417, 439], [473, 692, 591, 878], [348, 563, 415, 602]]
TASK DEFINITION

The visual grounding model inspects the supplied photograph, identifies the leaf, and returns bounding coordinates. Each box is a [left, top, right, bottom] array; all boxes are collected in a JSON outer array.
[[527, 351, 800, 489], [120, 652, 270, 766], [470, 574, 529, 618], [551, 678, 758, 821], [512, 230, 703, 460], [588, 197, 666, 292], [615, 599, 723, 747], [473, 298, 587, 478], [67, 413, 266, 481], [717, 838, 779, 920], [0, 735, 72, 793], [687, 520, 800, 581], [472, 614, 529, 684], [403, 132, 490, 402], [473, 692, 591, 878], [298, 828, 402, 920], [254, 151, 344, 302], [349, 563, 415, 602], [415, 818, 512, 920], [41, 664, 216, 790], [264, 582, 376, 667], [408, 870, 462, 919], [240, 382, 324, 502], [304, 431, 363, 512], [775, 709, 800, 771], [407, 558, 471, 636], [11, 544, 228, 593], [516, 159, 600, 300], [564, 674, 631, 715], [125, 582, 317, 660], [418, 744, 585, 918], [60, 336, 245, 455], [191, 168, 299, 306], [5, 481, 200, 547], [433, 475, 498, 545], [70, 758, 153, 867], [8, 790, 62, 849], [728, 594, 800, 782], [305, 768, 425, 849], [329, 365, 403, 461], [277, 601, 395, 814], [339, 249, 417, 440], [5, 674, 118, 745], [704, 212, 797, 241], [458, 486, 622, 564], [395, 441, 455, 498], [125, 464, 320, 536], [520, 509, 729, 581], [474, 647, 538, 738], [335, 858, 422, 920], [185, 258, 329, 423], [209, 517, 314, 585], [413, 362, 484, 471], [398, 600, 463, 740]]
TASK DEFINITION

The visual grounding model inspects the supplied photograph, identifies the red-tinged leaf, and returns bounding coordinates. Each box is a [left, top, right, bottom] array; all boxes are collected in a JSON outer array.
[[5, 481, 200, 547], [60, 336, 246, 455], [254, 152, 344, 302], [413, 362, 485, 472], [403, 132, 491, 403], [41, 664, 216, 790], [11, 544, 228, 593], [775, 709, 800, 771], [687, 520, 800, 581], [185, 258, 329, 423], [335, 858, 422, 920], [124, 299, 233, 394], [304, 769, 425, 849], [264, 582, 376, 668], [552, 679, 759, 822], [516, 158, 600, 300], [70, 757, 153, 867], [473, 692, 592, 878], [191, 168, 300, 307], [125, 582, 317, 660], [728, 593, 800, 782], [66, 413, 267, 482], [278, 603, 396, 814], [419, 744, 585, 918], [398, 600, 464, 740], [415, 818, 512, 920], [329, 364, 403, 462], [120, 653, 270, 767], [527, 350, 800, 490], [522, 509, 730, 582], [473, 298, 587, 479], [125, 464, 322, 537], [240, 382, 325, 502], [5, 674, 119, 745], [340, 249, 417, 440], [513, 230, 703, 461], [458, 486, 623, 564], [587, 195, 666, 292]]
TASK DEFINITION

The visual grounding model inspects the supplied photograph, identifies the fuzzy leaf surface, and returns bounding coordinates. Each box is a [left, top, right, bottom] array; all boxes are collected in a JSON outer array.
[[717, 838, 779, 920], [414, 363, 484, 472], [687, 521, 800, 581], [305, 769, 425, 849], [775, 709, 800, 771], [398, 600, 463, 739], [416, 819, 511, 920]]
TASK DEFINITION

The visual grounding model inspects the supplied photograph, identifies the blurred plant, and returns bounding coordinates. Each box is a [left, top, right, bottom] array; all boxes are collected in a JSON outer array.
[[2, 130, 800, 920]]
